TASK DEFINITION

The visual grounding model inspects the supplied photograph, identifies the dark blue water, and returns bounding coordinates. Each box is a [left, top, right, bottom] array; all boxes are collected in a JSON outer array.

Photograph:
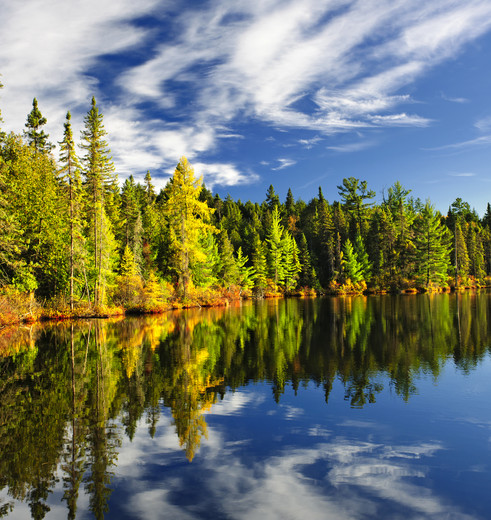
[[1, 294, 491, 519]]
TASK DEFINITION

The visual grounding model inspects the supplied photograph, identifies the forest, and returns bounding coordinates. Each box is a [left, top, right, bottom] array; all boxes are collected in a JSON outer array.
[[1, 90, 491, 324]]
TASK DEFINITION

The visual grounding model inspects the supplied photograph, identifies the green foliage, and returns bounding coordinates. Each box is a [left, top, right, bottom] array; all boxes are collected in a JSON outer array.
[[80, 97, 117, 305], [412, 202, 451, 287], [236, 247, 256, 292], [337, 177, 375, 237], [342, 239, 363, 284], [2, 94, 491, 315], [266, 206, 285, 285], [24, 98, 53, 153]]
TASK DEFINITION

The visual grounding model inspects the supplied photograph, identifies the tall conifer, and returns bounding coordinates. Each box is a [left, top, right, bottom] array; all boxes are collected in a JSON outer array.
[[80, 97, 117, 305]]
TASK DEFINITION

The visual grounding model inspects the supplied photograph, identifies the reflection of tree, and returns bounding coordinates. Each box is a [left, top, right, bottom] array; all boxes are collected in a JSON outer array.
[[2, 293, 491, 512], [159, 312, 224, 461], [61, 324, 88, 520], [84, 323, 121, 520]]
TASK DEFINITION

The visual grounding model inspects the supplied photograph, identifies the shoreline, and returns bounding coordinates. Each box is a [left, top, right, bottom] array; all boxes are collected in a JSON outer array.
[[1, 284, 489, 330]]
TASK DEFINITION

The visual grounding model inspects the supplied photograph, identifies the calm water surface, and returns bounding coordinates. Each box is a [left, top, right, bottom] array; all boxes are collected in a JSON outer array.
[[1, 293, 491, 519]]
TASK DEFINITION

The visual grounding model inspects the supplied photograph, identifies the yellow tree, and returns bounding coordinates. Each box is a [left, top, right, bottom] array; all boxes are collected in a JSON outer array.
[[164, 157, 216, 299]]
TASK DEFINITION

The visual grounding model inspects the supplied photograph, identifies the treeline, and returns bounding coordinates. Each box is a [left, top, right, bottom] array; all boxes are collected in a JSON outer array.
[[1, 91, 491, 319]]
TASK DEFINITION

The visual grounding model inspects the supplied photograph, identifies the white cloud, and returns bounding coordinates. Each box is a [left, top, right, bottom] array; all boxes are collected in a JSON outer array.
[[272, 158, 297, 170], [2, 0, 491, 179], [425, 135, 491, 151], [447, 172, 477, 177], [441, 93, 469, 104], [192, 162, 259, 189], [475, 115, 491, 132], [299, 136, 322, 149], [328, 140, 378, 153]]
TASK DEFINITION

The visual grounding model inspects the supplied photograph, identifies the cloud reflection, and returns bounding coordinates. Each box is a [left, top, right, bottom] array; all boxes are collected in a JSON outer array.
[[114, 391, 475, 520]]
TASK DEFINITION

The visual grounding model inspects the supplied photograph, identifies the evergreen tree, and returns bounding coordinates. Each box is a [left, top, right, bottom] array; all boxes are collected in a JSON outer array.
[[193, 232, 220, 287], [59, 111, 84, 309], [120, 176, 139, 247], [467, 223, 486, 283], [80, 96, 117, 305], [252, 233, 268, 297], [282, 233, 301, 291], [144, 171, 156, 203], [353, 233, 371, 282], [342, 239, 363, 283], [453, 221, 470, 285], [24, 98, 53, 153], [235, 247, 256, 292], [266, 206, 285, 286], [266, 184, 281, 210], [412, 202, 451, 287], [482, 202, 491, 230], [285, 188, 295, 216], [337, 177, 375, 237], [217, 230, 240, 289], [298, 233, 318, 288], [0, 79, 5, 141]]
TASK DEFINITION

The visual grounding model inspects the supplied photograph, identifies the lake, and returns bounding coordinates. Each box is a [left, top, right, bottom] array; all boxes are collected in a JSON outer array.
[[1, 293, 491, 519]]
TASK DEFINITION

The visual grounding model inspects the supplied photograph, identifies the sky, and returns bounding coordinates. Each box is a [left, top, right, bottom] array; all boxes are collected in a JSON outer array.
[[2, 0, 491, 214]]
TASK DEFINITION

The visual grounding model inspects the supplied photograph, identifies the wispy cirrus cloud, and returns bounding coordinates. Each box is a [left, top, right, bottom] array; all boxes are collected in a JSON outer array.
[[441, 92, 469, 104], [425, 135, 491, 151], [328, 140, 378, 153], [272, 158, 297, 171], [2, 0, 491, 188]]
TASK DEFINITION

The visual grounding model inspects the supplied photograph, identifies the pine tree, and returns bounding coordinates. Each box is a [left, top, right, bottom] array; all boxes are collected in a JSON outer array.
[[24, 98, 53, 153], [80, 97, 117, 305], [282, 233, 301, 291], [217, 229, 240, 289], [337, 177, 375, 238], [59, 112, 84, 309], [467, 223, 486, 283], [482, 203, 491, 230], [266, 184, 281, 210], [0, 79, 5, 141], [412, 202, 451, 287], [353, 234, 371, 282], [266, 206, 285, 286], [235, 247, 256, 292], [252, 234, 268, 297], [453, 221, 469, 285], [298, 233, 318, 288], [285, 188, 295, 217], [342, 239, 363, 284]]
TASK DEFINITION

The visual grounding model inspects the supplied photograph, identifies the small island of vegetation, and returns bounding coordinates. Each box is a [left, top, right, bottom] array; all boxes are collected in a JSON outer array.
[[1, 87, 491, 327]]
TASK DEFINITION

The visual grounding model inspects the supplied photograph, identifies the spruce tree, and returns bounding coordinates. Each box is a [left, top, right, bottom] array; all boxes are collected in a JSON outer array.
[[0, 79, 5, 141], [236, 247, 256, 292], [412, 202, 450, 287], [266, 206, 285, 286], [80, 96, 117, 305], [252, 233, 268, 297], [25, 98, 53, 153], [59, 111, 84, 309], [342, 239, 363, 284]]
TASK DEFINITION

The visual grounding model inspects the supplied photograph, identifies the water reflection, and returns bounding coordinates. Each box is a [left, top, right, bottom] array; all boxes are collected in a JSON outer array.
[[1, 292, 491, 518]]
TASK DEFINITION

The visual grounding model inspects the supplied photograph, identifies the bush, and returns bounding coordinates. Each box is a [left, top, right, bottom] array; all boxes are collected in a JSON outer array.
[[0, 286, 39, 327]]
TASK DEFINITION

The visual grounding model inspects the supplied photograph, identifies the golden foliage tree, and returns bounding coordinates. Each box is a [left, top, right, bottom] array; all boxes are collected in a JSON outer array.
[[164, 157, 216, 299]]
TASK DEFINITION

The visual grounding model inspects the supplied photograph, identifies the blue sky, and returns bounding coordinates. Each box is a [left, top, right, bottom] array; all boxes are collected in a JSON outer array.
[[2, 0, 491, 214]]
